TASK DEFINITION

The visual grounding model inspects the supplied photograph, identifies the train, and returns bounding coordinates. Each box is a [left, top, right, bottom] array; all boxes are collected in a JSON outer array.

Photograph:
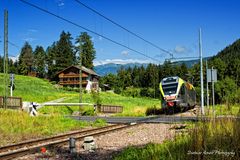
[[159, 76, 196, 112]]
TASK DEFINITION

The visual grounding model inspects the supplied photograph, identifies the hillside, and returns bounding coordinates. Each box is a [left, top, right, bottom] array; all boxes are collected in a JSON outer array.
[[213, 38, 240, 63], [0, 73, 73, 102], [209, 38, 240, 86], [175, 57, 211, 68]]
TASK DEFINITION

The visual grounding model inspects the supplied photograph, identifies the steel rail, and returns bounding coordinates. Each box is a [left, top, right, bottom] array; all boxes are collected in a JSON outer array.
[[0, 124, 120, 153], [0, 123, 138, 160]]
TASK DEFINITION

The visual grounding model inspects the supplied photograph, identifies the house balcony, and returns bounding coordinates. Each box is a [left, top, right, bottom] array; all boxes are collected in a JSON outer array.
[[59, 74, 88, 78], [59, 80, 88, 85]]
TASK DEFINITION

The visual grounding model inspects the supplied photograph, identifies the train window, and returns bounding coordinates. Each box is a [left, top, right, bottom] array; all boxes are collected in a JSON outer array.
[[163, 78, 177, 83], [162, 83, 178, 95]]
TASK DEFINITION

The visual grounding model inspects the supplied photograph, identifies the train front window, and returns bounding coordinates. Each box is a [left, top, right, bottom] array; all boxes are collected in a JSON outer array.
[[162, 83, 178, 95]]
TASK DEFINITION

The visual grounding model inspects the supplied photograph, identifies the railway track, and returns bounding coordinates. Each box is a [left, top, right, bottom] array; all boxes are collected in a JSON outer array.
[[0, 123, 138, 160]]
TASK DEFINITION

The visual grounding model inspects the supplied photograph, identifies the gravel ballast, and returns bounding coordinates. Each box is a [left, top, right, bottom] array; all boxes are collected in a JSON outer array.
[[16, 123, 176, 160]]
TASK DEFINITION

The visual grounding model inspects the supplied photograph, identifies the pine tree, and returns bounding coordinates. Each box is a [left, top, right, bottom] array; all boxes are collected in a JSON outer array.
[[76, 32, 96, 69], [46, 42, 58, 79], [33, 46, 46, 78], [47, 31, 76, 79], [18, 42, 34, 75], [9, 59, 18, 74]]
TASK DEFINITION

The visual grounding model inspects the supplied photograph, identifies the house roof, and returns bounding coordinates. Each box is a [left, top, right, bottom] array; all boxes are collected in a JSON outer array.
[[56, 65, 100, 77]]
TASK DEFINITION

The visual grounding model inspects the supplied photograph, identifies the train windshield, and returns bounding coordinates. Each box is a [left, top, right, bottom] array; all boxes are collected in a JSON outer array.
[[162, 83, 178, 95]]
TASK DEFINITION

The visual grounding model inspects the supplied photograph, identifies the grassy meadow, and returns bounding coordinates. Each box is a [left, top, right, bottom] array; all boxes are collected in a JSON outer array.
[[0, 73, 74, 102], [39, 92, 161, 116]]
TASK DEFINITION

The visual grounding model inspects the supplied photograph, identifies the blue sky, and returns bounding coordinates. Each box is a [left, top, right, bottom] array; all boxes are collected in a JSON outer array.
[[0, 0, 240, 65]]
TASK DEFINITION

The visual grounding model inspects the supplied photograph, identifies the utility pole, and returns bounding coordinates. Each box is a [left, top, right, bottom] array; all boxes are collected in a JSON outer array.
[[3, 10, 9, 109], [199, 28, 204, 115], [79, 43, 83, 115], [206, 60, 209, 110], [211, 66, 215, 113]]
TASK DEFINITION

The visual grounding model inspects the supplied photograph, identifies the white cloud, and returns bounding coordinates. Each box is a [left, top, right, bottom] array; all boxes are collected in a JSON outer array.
[[94, 59, 158, 66], [28, 29, 38, 33], [21, 29, 38, 42], [174, 45, 188, 53], [121, 50, 129, 56], [23, 37, 37, 42], [9, 55, 19, 62], [56, 0, 65, 7]]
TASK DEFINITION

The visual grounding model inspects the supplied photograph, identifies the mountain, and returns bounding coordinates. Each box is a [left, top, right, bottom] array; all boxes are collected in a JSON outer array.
[[94, 58, 211, 76], [94, 63, 148, 76], [174, 57, 211, 68]]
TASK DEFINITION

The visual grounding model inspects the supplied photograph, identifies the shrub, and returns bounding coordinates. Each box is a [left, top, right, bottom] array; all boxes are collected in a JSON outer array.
[[121, 87, 141, 98], [114, 87, 122, 94], [140, 88, 155, 98]]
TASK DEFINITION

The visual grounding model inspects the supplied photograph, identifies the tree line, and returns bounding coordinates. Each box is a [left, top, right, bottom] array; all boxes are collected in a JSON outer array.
[[0, 31, 96, 80], [100, 62, 188, 98], [101, 39, 240, 105]]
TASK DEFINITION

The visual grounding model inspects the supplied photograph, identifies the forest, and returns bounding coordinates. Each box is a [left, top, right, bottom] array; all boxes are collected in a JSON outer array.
[[1, 30, 240, 105]]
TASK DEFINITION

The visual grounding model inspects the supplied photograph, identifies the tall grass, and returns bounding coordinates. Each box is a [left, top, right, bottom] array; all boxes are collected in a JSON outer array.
[[114, 116, 240, 160], [0, 109, 105, 146]]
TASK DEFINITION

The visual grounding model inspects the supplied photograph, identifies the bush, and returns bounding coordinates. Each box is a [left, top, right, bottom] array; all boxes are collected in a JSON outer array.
[[121, 87, 141, 98], [114, 87, 122, 94], [140, 88, 155, 98]]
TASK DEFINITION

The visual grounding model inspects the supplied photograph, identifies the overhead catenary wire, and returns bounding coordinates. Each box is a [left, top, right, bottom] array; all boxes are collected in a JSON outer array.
[[74, 0, 173, 57], [8, 41, 20, 49], [19, 0, 162, 63]]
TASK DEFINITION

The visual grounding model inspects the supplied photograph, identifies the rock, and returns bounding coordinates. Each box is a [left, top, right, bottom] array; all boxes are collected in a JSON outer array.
[[82, 136, 97, 151]]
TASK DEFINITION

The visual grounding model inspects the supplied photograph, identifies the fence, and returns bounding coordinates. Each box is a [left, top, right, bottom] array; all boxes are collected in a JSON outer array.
[[0, 96, 22, 109], [97, 105, 123, 113]]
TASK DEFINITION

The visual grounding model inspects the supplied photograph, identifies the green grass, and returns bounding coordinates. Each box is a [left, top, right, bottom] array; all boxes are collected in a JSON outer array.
[[57, 92, 161, 116], [0, 109, 106, 146], [0, 73, 75, 102], [205, 104, 240, 116], [114, 117, 240, 160]]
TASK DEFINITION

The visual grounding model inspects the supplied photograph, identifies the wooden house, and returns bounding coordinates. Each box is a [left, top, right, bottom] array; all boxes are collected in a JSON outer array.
[[56, 65, 100, 90]]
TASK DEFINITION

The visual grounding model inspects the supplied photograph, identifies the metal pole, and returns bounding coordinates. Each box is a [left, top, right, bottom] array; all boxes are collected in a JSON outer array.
[[206, 60, 209, 110], [79, 44, 82, 114], [212, 67, 215, 114], [3, 10, 9, 109], [10, 86, 13, 97], [199, 28, 204, 115]]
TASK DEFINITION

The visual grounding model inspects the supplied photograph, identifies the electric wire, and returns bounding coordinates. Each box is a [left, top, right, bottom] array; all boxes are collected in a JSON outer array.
[[19, 0, 162, 63], [74, 0, 173, 57], [8, 41, 20, 49]]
